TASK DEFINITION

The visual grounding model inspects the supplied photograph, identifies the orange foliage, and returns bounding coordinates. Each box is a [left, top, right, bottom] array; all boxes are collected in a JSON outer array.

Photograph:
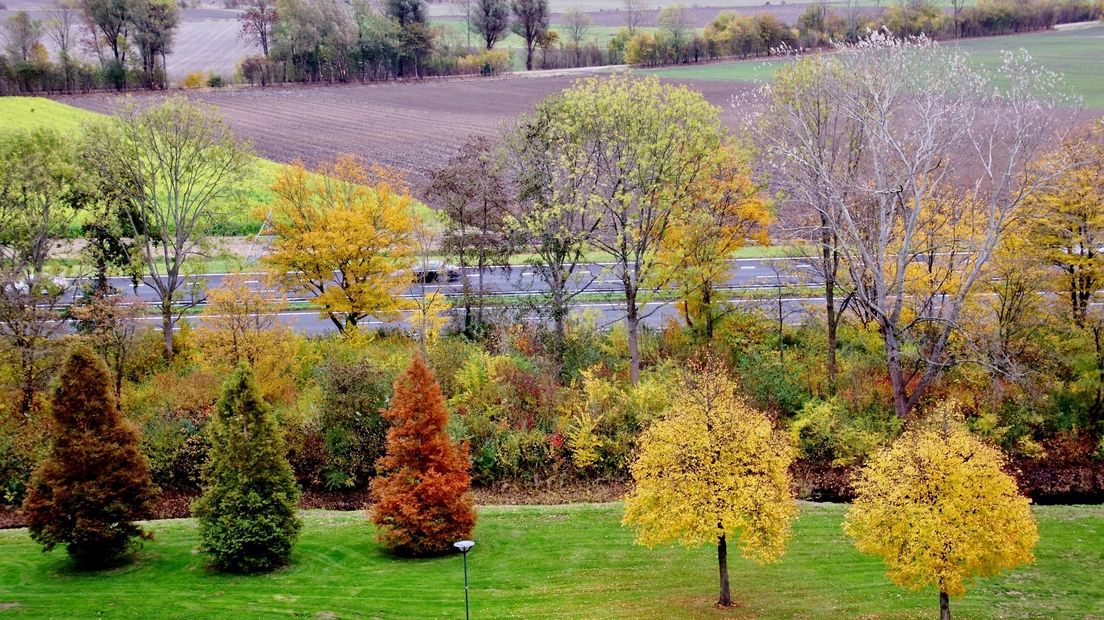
[[369, 356, 476, 556]]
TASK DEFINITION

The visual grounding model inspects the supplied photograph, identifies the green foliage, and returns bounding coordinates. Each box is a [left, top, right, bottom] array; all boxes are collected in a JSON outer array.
[[1, 504, 1103, 618], [123, 368, 222, 489], [315, 356, 394, 490], [790, 398, 898, 466], [22, 347, 158, 568], [447, 351, 560, 483], [193, 364, 302, 573]]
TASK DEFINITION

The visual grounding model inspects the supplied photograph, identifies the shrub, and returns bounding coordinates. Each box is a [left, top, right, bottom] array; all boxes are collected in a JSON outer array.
[[22, 347, 158, 568], [193, 364, 302, 573], [315, 357, 394, 489], [457, 49, 511, 75], [371, 356, 476, 556], [123, 368, 221, 489], [206, 74, 224, 87], [238, 55, 272, 86], [182, 71, 207, 88], [790, 398, 898, 466]]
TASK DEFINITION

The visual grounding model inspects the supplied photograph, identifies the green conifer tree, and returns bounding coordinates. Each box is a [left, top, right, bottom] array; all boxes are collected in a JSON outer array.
[[23, 346, 158, 568], [193, 363, 302, 572]]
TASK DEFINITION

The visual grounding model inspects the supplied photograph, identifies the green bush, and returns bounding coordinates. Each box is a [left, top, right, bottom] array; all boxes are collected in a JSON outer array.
[[790, 398, 899, 466], [206, 74, 224, 87], [315, 357, 394, 490], [124, 369, 221, 489], [193, 364, 302, 573]]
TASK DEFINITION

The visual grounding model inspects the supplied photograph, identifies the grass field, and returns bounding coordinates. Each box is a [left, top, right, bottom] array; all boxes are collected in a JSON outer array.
[[0, 97, 276, 236], [0, 503, 1101, 619], [643, 23, 1104, 108]]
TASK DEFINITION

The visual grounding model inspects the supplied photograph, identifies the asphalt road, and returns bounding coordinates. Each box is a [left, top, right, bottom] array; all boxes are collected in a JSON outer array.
[[74, 257, 824, 335]]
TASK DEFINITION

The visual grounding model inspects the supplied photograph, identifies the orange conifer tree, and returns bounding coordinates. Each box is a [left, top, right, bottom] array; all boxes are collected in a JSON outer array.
[[23, 346, 158, 567], [370, 356, 476, 556]]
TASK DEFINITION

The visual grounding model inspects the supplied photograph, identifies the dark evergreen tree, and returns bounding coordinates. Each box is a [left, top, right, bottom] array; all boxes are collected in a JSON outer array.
[[23, 346, 158, 568], [193, 363, 302, 573]]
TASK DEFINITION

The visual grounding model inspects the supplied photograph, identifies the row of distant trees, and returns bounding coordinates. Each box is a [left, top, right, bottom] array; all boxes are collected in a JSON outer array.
[[0, 0, 179, 92], [2, 0, 1099, 93], [622, 0, 1103, 66]]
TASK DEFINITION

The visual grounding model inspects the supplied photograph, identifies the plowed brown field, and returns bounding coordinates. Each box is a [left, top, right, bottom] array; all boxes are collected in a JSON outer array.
[[58, 73, 756, 191]]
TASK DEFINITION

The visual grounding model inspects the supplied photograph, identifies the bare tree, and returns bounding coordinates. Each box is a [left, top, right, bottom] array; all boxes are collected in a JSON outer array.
[[46, 0, 78, 57], [3, 11, 42, 61], [427, 136, 514, 336], [70, 290, 144, 401], [82, 98, 252, 363], [754, 33, 1071, 418], [622, 0, 649, 35], [563, 6, 591, 65], [755, 53, 865, 393], [239, 0, 277, 56]]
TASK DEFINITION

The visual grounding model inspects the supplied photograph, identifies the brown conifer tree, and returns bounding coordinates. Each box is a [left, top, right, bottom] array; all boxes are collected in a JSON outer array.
[[370, 355, 476, 556], [23, 346, 158, 567]]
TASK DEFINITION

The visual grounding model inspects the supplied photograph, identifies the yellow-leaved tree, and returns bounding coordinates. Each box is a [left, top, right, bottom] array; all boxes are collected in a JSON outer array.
[[263, 155, 416, 333], [657, 144, 772, 341], [622, 357, 797, 607], [843, 405, 1039, 620], [195, 274, 302, 406]]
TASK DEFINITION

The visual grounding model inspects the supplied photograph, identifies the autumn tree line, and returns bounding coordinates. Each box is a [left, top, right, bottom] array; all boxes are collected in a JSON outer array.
[[3, 0, 1101, 94], [621, 0, 1103, 66], [3, 34, 1104, 494]]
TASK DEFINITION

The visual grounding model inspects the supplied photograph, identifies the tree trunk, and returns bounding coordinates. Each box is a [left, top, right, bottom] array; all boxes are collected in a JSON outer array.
[[627, 305, 641, 384], [161, 301, 174, 363], [825, 281, 838, 394], [702, 284, 714, 341], [717, 532, 732, 607], [553, 284, 566, 351], [821, 224, 839, 394], [884, 326, 910, 419], [940, 590, 951, 620], [18, 345, 35, 418], [477, 257, 486, 326]]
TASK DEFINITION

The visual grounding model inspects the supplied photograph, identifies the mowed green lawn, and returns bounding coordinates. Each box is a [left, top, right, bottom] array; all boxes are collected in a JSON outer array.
[[643, 23, 1104, 108], [0, 503, 1101, 619]]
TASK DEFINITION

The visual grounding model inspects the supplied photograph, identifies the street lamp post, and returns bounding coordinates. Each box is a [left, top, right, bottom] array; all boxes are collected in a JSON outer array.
[[454, 540, 475, 620]]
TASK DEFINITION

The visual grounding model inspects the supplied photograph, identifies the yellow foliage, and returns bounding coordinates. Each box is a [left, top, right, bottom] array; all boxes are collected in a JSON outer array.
[[262, 155, 416, 332], [182, 71, 207, 89], [1023, 122, 1104, 326], [457, 49, 511, 75], [564, 405, 602, 471], [843, 404, 1039, 599], [622, 359, 796, 563], [657, 143, 772, 337], [195, 274, 302, 405]]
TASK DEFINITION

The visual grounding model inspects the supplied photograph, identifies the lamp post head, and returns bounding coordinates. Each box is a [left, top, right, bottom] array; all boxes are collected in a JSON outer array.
[[454, 540, 475, 554]]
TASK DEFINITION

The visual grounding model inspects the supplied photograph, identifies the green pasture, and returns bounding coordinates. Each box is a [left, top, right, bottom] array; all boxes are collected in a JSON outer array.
[[0, 502, 1100, 618], [643, 23, 1104, 108]]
